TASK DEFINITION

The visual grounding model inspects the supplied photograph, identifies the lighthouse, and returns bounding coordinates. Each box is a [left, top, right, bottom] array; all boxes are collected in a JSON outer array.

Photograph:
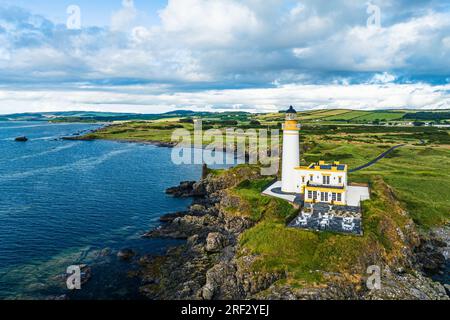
[[281, 106, 300, 193]]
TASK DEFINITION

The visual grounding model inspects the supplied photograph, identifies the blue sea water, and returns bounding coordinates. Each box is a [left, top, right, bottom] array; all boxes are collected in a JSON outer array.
[[0, 121, 232, 299]]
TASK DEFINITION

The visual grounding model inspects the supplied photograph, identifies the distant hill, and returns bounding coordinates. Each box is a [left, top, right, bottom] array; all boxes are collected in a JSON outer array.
[[0, 110, 213, 122], [1, 109, 449, 124]]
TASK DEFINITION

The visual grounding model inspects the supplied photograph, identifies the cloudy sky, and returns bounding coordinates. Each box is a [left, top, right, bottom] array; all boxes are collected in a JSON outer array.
[[0, 0, 450, 114]]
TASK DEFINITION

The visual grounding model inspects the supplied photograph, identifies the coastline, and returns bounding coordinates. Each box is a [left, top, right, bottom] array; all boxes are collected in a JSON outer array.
[[63, 123, 449, 300], [136, 168, 449, 300], [62, 124, 252, 161]]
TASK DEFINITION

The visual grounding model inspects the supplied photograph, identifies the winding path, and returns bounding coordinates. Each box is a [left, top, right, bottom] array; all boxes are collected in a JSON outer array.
[[349, 144, 405, 173]]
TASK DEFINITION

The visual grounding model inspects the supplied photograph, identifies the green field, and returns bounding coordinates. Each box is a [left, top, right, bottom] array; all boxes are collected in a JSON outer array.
[[255, 109, 428, 124], [350, 111, 406, 122]]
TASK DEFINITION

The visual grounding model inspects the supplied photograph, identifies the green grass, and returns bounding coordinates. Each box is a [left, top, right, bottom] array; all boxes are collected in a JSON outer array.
[[225, 177, 296, 222], [323, 111, 370, 121], [350, 146, 450, 228], [77, 112, 449, 288], [350, 112, 405, 122], [238, 176, 416, 285]]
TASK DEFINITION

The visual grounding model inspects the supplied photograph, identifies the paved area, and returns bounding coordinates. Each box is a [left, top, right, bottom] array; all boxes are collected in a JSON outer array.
[[288, 203, 362, 235], [263, 182, 367, 235], [346, 185, 370, 207], [262, 181, 297, 202]]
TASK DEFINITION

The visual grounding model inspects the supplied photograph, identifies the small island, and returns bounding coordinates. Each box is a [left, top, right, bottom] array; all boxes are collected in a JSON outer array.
[[15, 136, 28, 142]]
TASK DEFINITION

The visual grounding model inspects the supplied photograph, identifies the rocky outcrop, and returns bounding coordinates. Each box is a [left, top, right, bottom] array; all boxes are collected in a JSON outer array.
[[165, 181, 206, 198], [205, 232, 227, 253], [159, 211, 188, 223], [363, 267, 448, 300], [415, 228, 448, 276], [137, 167, 448, 300], [15, 136, 28, 142], [138, 166, 277, 299], [117, 248, 136, 261]]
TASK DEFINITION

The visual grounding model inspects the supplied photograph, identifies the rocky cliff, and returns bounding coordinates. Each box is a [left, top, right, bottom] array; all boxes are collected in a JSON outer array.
[[137, 165, 448, 300]]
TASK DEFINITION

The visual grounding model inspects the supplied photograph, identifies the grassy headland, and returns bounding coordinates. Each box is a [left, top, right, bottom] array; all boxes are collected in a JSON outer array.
[[75, 110, 449, 288], [78, 112, 450, 230]]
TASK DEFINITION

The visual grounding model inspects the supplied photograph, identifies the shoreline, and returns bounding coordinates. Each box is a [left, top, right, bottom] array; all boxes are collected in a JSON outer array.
[[136, 172, 449, 300], [63, 123, 449, 300], [63, 124, 251, 162]]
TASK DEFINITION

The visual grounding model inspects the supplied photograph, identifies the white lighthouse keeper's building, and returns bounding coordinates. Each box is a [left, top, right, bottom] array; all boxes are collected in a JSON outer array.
[[281, 106, 301, 193]]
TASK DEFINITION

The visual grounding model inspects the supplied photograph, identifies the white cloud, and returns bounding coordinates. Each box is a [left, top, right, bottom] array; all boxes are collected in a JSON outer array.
[[0, 1, 450, 114], [370, 72, 396, 84], [111, 0, 138, 31], [1, 82, 449, 115], [159, 0, 260, 46]]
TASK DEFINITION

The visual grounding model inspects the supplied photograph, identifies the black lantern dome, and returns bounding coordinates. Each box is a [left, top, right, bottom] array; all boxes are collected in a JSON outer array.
[[286, 106, 297, 114]]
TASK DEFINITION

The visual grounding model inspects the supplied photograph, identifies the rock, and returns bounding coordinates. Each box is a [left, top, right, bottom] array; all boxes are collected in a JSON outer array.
[[202, 261, 240, 300], [166, 181, 196, 197], [98, 248, 112, 257], [60, 264, 92, 288], [423, 252, 446, 274], [363, 267, 449, 300], [189, 204, 207, 215], [187, 234, 199, 246], [445, 284, 450, 295], [415, 236, 447, 275], [202, 283, 215, 300], [117, 248, 136, 261], [159, 211, 187, 223], [166, 181, 207, 198], [205, 232, 226, 253], [138, 166, 449, 301], [15, 136, 28, 142], [202, 164, 208, 180]]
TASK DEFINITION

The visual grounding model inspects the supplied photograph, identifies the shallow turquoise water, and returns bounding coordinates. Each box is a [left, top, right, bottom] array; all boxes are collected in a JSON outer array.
[[0, 121, 231, 299]]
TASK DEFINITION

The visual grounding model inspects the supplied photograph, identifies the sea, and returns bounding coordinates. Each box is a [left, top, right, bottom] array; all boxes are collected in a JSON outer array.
[[0, 121, 233, 299]]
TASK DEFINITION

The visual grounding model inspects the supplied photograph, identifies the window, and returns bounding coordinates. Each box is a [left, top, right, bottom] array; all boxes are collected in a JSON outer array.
[[337, 193, 342, 202], [308, 190, 313, 199], [302, 176, 305, 183], [323, 175, 330, 185], [321, 192, 329, 202], [332, 193, 337, 201], [338, 176, 342, 184], [313, 191, 317, 200], [310, 174, 314, 181]]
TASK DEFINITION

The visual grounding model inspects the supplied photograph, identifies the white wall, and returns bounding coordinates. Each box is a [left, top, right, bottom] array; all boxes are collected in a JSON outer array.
[[281, 131, 300, 193], [296, 169, 347, 190]]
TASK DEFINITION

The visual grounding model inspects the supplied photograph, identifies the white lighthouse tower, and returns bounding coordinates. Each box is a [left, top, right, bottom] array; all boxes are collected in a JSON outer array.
[[281, 106, 300, 193]]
